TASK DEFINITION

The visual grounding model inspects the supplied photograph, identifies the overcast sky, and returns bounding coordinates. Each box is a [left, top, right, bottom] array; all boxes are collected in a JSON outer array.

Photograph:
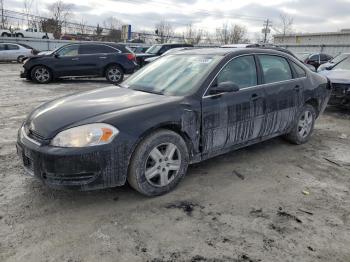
[[5, 0, 350, 35]]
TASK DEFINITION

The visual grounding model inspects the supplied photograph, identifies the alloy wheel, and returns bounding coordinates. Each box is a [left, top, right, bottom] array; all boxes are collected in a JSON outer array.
[[298, 110, 313, 139], [107, 68, 122, 83], [144, 143, 181, 187], [34, 68, 50, 83]]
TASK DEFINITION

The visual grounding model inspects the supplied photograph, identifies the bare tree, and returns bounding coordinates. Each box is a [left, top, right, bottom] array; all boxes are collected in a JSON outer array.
[[23, 0, 34, 28], [103, 16, 122, 30], [48, 0, 73, 37], [275, 13, 294, 42], [78, 17, 87, 35], [0, 0, 6, 29], [155, 20, 174, 43], [184, 23, 203, 45], [216, 23, 248, 45]]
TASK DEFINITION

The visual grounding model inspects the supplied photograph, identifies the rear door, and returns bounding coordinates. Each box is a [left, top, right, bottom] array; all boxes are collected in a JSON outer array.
[[201, 55, 266, 158], [0, 44, 8, 61], [257, 54, 302, 136], [6, 44, 21, 60]]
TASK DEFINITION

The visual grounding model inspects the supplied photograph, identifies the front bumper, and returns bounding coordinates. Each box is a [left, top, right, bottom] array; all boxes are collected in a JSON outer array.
[[329, 84, 350, 106], [16, 127, 131, 190], [20, 69, 28, 78]]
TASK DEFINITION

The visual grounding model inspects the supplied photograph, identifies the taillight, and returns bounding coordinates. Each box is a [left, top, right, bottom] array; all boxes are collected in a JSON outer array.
[[126, 53, 136, 61]]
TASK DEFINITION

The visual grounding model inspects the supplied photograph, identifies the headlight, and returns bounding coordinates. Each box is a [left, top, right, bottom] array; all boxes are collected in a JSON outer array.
[[51, 123, 119, 148]]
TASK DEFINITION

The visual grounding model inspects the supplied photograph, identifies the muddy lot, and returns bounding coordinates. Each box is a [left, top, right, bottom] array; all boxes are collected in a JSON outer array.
[[0, 63, 349, 262]]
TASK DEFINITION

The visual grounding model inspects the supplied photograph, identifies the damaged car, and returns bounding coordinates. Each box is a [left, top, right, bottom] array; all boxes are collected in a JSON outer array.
[[17, 48, 331, 196], [319, 56, 350, 108]]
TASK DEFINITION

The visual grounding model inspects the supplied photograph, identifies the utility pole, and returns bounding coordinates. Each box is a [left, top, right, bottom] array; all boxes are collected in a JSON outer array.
[[262, 19, 272, 43], [0, 0, 5, 29]]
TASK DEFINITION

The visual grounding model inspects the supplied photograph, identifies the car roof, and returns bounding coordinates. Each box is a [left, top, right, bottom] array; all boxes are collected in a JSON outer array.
[[171, 47, 294, 57]]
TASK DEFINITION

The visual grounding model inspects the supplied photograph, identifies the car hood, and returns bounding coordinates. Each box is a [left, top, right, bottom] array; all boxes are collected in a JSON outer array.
[[25, 86, 179, 139], [319, 69, 350, 84]]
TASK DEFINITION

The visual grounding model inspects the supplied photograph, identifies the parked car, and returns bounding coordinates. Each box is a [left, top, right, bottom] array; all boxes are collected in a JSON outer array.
[[129, 45, 151, 54], [0, 29, 12, 37], [0, 43, 34, 62], [144, 47, 192, 64], [16, 48, 331, 196], [136, 43, 193, 67], [20, 43, 137, 84], [317, 53, 350, 72], [14, 28, 54, 39], [319, 57, 350, 108], [297, 53, 333, 70]]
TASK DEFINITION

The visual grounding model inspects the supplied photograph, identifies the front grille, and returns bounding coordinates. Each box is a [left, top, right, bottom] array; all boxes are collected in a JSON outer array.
[[332, 83, 350, 96]]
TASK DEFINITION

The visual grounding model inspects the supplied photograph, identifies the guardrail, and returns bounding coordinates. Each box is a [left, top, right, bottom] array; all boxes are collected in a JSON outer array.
[[279, 44, 350, 57]]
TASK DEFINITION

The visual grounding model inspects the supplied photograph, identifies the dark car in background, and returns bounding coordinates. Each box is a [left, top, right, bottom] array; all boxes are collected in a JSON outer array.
[[129, 45, 151, 54], [319, 56, 350, 108], [136, 43, 193, 67], [17, 48, 331, 196], [297, 53, 333, 70], [20, 43, 137, 84]]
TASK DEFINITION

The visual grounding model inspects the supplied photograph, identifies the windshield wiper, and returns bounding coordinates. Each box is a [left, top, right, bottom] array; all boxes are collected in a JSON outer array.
[[133, 88, 164, 95]]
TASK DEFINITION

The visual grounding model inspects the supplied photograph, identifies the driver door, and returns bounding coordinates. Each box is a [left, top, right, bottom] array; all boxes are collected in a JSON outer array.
[[53, 45, 82, 77], [201, 55, 266, 158]]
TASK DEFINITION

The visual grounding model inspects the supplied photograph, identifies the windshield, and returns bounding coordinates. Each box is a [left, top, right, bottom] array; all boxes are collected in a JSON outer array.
[[121, 54, 222, 96], [333, 57, 350, 70], [331, 53, 349, 64], [146, 45, 162, 54]]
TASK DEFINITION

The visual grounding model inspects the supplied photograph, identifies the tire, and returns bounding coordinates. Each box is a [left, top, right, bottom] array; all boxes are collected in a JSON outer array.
[[17, 55, 25, 63], [30, 66, 52, 84], [128, 129, 189, 197], [285, 104, 317, 145], [42, 35, 48, 39], [105, 65, 124, 84], [16, 33, 24, 38], [1, 32, 10, 37]]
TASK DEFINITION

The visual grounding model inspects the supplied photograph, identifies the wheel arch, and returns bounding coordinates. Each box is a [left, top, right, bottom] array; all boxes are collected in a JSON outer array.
[[103, 63, 124, 76], [305, 98, 320, 117]]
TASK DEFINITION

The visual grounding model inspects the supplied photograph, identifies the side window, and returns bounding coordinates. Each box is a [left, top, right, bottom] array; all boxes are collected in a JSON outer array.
[[79, 45, 99, 55], [57, 45, 79, 56], [98, 45, 118, 53], [216, 55, 257, 89], [7, 44, 19, 50], [291, 62, 306, 78], [0, 44, 5, 51], [258, 55, 292, 84]]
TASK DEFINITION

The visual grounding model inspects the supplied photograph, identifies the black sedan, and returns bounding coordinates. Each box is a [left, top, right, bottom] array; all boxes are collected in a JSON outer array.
[[17, 48, 331, 196], [20, 43, 137, 84]]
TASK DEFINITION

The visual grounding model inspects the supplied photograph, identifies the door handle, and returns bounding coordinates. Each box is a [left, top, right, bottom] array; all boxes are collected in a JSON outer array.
[[251, 93, 260, 101], [71, 58, 79, 61], [99, 57, 107, 59]]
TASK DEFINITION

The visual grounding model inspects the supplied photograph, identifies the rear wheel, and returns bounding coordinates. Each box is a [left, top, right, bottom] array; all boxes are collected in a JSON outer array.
[[16, 33, 24, 38], [1, 32, 10, 37], [285, 104, 316, 144], [30, 66, 52, 84], [128, 129, 189, 196], [105, 65, 124, 84], [17, 55, 25, 63]]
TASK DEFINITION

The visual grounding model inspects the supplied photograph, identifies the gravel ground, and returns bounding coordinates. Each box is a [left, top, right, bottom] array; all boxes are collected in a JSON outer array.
[[0, 63, 349, 262]]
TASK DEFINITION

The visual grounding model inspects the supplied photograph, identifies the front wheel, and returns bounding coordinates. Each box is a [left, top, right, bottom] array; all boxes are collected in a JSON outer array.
[[30, 66, 52, 84], [1, 32, 10, 37], [128, 129, 189, 196], [285, 104, 316, 145], [105, 65, 124, 84], [16, 33, 24, 38]]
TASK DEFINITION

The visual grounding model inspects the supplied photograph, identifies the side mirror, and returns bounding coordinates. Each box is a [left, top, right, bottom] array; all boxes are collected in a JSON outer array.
[[305, 64, 316, 72], [210, 81, 240, 95], [54, 53, 60, 58]]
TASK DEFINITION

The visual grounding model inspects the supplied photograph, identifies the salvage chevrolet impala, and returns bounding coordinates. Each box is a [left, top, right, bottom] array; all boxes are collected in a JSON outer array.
[[17, 48, 332, 196]]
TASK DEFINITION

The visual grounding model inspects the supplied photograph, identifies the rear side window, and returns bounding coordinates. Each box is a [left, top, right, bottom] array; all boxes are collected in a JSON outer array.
[[258, 55, 292, 84], [0, 44, 5, 51], [309, 54, 319, 61], [291, 62, 306, 78], [216, 55, 257, 89], [7, 44, 19, 50]]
